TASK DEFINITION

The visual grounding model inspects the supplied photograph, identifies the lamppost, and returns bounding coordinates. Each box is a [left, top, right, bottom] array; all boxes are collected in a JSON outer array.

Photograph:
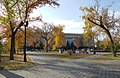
[[23, 0, 28, 62], [24, 21, 28, 62]]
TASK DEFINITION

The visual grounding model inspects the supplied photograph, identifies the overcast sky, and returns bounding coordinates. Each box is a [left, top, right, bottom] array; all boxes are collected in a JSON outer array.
[[30, 0, 120, 34]]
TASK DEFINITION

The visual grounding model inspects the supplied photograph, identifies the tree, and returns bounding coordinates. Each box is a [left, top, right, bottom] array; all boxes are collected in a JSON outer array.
[[41, 22, 53, 52], [80, 0, 120, 57], [52, 25, 65, 49], [70, 42, 76, 50], [74, 36, 80, 48], [0, 0, 27, 60], [66, 41, 71, 50], [102, 38, 111, 50], [15, 30, 24, 53], [92, 27, 103, 50], [39, 41, 44, 50], [26, 27, 42, 50], [0, 0, 59, 60], [0, 42, 3, 62]]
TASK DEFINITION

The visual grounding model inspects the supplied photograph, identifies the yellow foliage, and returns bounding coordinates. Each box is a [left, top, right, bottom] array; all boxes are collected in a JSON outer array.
[[52, 25, 65, 48], [103, 38, 110, 48], [52, 45, 56, 50], [80, 6, 97, 39], [55, 36, 62, 47]]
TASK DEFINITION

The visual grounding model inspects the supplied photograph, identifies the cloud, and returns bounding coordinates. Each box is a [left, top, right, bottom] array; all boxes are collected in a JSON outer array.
[[30, 13, 84, 34], [45, 19, 84, 34]]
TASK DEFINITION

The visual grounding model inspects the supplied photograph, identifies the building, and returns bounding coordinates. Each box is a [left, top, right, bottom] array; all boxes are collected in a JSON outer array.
[[29, 33, 94, 50], [65, 33, 94, 49]]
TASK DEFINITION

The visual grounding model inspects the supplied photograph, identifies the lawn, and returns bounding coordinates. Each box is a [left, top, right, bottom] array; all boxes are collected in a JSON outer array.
[[93, 54, 120, 60], [90, 54, 120, 63], [0, 53, 34, 70], [39, 51, 93, 60]]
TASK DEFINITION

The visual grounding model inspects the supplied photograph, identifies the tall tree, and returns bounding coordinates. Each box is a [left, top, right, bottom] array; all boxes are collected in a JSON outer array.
[[26, 27, 42, 50], [41, 22, 53, 52], [80, 0, 120, 57], [66, 41, 71, 50], [0, 0, 59, 60], [71, 42, 75, 50], [52, 25, 65, 49], [74, 36, 80, 48], [39, 41, 44, 50]]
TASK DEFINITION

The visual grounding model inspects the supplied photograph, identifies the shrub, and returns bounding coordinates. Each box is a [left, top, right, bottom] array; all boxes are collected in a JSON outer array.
[[67, 50, 73, 55]]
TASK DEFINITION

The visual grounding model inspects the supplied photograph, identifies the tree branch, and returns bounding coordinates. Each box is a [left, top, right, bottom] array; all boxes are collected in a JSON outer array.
[[10, 21, 13, 31], [87, 18, 100, 26], [10, 0, 19, 9], [14, 21, 24, 33]]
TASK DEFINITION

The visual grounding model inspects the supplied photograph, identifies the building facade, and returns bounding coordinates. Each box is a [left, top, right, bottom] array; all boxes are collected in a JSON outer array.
[[65, 33, 94, 49]]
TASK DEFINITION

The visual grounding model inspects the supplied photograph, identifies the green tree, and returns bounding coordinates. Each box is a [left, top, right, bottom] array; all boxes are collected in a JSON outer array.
[[66, 41, 71, 50]]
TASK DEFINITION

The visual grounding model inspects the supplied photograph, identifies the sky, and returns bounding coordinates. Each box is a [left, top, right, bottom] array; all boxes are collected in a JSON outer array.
[[30, 0, 120, 34]]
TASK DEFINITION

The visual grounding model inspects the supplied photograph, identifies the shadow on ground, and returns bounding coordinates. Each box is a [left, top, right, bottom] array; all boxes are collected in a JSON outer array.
[[0, 70, 24, 78]]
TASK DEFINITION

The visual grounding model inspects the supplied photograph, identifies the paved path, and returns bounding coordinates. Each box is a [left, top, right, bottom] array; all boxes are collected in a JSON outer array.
[[0, 52, 120, 78]]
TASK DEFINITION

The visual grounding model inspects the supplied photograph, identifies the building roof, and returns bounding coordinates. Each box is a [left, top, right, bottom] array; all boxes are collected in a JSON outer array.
[[65, 33, 81, 35]]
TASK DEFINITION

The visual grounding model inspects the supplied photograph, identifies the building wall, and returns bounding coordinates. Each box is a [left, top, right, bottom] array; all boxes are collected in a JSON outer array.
[[65, 33, 94, 48], [65, 33, 80, 42]]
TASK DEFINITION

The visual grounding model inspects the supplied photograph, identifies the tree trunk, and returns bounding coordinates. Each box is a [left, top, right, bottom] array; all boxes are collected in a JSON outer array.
[[106, 30, 116, 57], [10, 32, 15, 60], [45, 41, 48, 52], [111, 42, 116, 57], [34, 44, 36, 51], [0, 51, 1, 62], [14, 40, 16, 54]]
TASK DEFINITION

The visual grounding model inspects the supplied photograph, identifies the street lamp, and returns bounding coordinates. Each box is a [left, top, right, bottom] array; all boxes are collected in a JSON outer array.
[[24, 21, 28, 62]]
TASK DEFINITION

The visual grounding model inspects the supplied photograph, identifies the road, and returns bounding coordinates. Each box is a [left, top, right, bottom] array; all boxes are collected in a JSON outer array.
[[0, 52, 120, 78]]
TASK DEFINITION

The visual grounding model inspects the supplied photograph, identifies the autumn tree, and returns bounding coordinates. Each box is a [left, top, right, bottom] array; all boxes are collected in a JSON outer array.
[[102, 38, 111, 50], [74, 36, 80, 49], [39, 41, 44, 50], [48, 33, 55, 51], [0, 0, 28, 60], [26, 27, 42, 50], [15, 30, 24, 53], [93, 27, 103, 49], [1, 25, 11, 52], [15, 27, 40, 52], [80, 0, 120, 56], [0, 0, 59, 60], [52, 25, 65, 50], [40, 22, 53, 52], [0, 42, 3, 62]]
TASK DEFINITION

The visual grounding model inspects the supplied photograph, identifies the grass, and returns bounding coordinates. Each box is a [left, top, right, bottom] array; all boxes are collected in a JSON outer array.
[[91, 54, 120, 62], [39, 51, 92, 60], [0, 53, 34, 70]]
